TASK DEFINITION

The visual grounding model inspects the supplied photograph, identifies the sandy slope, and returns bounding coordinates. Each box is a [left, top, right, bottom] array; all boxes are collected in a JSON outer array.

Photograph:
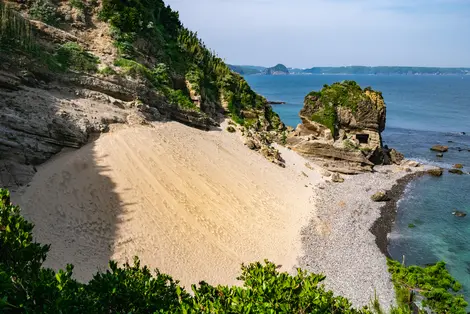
[[14, 121, 323, 286]]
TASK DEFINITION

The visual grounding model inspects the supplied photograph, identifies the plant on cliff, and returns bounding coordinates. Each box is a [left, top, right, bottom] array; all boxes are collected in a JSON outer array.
[[387, 258, 467, 313], [0, 1, 34, 52], [55, 42, 99, 72]]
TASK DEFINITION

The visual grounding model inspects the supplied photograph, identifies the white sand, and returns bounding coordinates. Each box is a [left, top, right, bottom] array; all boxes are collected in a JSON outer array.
[[14, 121, 324, 287]]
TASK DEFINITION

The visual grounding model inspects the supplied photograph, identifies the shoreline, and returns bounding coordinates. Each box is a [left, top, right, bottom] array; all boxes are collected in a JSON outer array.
[[298, 163, 428, 309], [370, 171, 426, 257]]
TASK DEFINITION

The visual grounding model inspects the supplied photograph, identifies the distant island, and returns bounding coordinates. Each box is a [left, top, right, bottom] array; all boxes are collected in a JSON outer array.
[[229, 65, 470, 76], [263, 64, 289, 75]]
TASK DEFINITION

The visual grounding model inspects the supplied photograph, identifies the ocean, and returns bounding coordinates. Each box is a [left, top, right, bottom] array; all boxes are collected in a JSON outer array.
[[245, 74, 470, 299]]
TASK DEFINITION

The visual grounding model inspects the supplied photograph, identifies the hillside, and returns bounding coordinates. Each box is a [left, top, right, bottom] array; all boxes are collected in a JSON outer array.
[[302, 66, 470, 75], [0, 0, 284, 189]]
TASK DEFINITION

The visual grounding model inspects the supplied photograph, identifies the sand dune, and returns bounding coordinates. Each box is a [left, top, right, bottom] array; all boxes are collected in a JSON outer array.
[[14, 121, 323, 286]]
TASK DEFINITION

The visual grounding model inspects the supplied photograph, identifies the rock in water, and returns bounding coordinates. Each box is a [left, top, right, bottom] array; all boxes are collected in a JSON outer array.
[[436, 153, 444, 158], [286, 81, 398, 174], [453, 211, 467, 217], [427, 168, 444, 177], [430, 145, 448, 152], [371, 190, 390, 202], [454, 164, 464, 169], [331, 172, 344, 183], [449, 169, 464, 175]]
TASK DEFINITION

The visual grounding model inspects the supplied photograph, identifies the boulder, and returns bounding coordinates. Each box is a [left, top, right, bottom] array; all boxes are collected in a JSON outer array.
[[244, 139, 257, 150], [430, 145, 448, 152], [436, 153, 444, 158], [403, 160, 420, 168], [453, 211, 467, 217], [371, 190, 390, 202], [389, 149, 404, 165], [449, 169, 464, 175], [427, 168, 443, 177], [331, 173, 344, 183], [454, 164, 464, 169], [226, 126, 236, 133]]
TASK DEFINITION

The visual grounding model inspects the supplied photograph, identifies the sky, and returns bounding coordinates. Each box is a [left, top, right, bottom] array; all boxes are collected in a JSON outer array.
[[165, 0, 470, 68]]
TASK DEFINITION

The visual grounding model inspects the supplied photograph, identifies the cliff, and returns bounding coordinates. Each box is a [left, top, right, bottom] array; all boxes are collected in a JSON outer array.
[[0, 0, 284, 189], [287, 81, 400, 173]]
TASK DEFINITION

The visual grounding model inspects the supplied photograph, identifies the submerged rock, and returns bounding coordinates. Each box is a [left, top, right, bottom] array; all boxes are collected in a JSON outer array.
[[436, 153, 444, 158], [453, 211, 467, 217], [427, 168, 444, 177], [371, 190, 390, 202], [430, 145, 448, 152], [449, 169, 464, 175]]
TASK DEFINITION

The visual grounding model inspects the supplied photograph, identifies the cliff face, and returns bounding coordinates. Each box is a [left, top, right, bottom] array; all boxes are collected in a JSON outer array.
[[0, 0, 284, 189], [287, 81, 394, 174]]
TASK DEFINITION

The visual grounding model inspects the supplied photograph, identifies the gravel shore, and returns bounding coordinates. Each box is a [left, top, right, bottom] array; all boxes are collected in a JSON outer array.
[[298, 164, 427, 310]]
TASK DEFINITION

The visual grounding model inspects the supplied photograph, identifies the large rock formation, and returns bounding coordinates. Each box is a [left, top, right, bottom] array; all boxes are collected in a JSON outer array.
[[287, 81, 393, 174]]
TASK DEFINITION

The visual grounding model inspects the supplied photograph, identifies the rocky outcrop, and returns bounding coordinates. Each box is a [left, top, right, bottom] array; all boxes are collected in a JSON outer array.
[[430, 145, 448, 152], [286, 81, 395, 174]]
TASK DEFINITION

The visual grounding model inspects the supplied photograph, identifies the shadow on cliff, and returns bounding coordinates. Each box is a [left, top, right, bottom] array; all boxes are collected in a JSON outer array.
[[1, 79, 129, 282]]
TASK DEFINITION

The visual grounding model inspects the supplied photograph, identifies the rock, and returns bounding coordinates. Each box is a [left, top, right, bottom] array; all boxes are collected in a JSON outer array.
[[449, 169, 464, 175], [403, 160, 420, 167], [226, 126, 236, 133], [371, 190, 390, 202], [287, 81, 390, 173], [454, 164, 464, 169], [389, 149, 404, 165], [331, 173, 344, 183], [436, 153, 444, 158], [245, 139, 256, 150], [453, 211, 467, 217], [427, 168, 443, 177], [405, 168, 412, 173], [321, 170, 332, 177], [430, 145, 448, 152]]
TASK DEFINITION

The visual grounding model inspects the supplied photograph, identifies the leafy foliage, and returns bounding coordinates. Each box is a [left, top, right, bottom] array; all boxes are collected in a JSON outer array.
[[29, 0, 59, 26], [55, 42, 99, 72], [387, 258, 468, 313]]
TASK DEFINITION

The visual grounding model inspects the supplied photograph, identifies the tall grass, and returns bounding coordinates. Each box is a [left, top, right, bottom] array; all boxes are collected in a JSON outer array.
[[0, 1, 34, 52]]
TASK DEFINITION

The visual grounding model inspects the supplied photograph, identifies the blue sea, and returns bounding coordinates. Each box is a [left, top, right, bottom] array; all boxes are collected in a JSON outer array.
[[245, 74, 470, 298]]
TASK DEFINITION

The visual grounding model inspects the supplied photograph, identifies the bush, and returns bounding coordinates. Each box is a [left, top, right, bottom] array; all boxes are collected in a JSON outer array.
[[55, 42, 99, 72], [29, 0, 59, 26]]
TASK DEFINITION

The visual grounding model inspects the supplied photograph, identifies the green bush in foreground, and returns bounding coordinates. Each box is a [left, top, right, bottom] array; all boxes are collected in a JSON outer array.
[[0, 187, 466, 313]]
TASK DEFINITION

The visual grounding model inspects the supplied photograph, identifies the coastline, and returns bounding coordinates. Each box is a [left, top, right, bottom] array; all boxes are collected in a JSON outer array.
[[298, 163, 428, 309], [370, 171, 426, 257]]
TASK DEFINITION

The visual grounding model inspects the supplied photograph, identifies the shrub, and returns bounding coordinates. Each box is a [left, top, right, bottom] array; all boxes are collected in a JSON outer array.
[[29, 0, 59, 26], [55, 42, 99, 72]]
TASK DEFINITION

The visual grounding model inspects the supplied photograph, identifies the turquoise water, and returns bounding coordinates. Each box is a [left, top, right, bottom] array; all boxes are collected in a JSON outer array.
[[245, 74, 470, 298]]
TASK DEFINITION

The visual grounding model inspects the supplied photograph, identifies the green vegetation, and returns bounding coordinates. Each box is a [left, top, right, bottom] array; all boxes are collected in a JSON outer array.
[[55, 42, 99, 72], [29, 0, 59, 26], [98, 66, 117, 76], [407, 223, 416, 228], [387, 259, 467, 313], [97, 0, 276, 125], [228, 65, 265, 75]]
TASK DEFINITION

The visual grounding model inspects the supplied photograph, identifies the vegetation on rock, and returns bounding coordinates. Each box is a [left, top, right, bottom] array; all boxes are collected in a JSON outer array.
[[264, 63, 289, 75]]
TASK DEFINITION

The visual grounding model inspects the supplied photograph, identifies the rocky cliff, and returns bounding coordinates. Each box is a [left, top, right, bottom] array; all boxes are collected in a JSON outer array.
[[287, 81, 400, 174], [0, 0, 284, 190], [263, 64, 289, 75]]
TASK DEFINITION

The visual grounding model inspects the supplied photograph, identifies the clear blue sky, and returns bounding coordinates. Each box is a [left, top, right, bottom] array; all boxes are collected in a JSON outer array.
[[165, 0, 470, 68]]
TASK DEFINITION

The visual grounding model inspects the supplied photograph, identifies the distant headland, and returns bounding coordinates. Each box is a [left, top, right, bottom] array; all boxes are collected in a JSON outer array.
[[229, 64, 470, 76]]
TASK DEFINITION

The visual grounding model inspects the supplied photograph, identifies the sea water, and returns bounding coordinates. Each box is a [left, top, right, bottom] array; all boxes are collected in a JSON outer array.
[[245, 74, 470, 298]]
